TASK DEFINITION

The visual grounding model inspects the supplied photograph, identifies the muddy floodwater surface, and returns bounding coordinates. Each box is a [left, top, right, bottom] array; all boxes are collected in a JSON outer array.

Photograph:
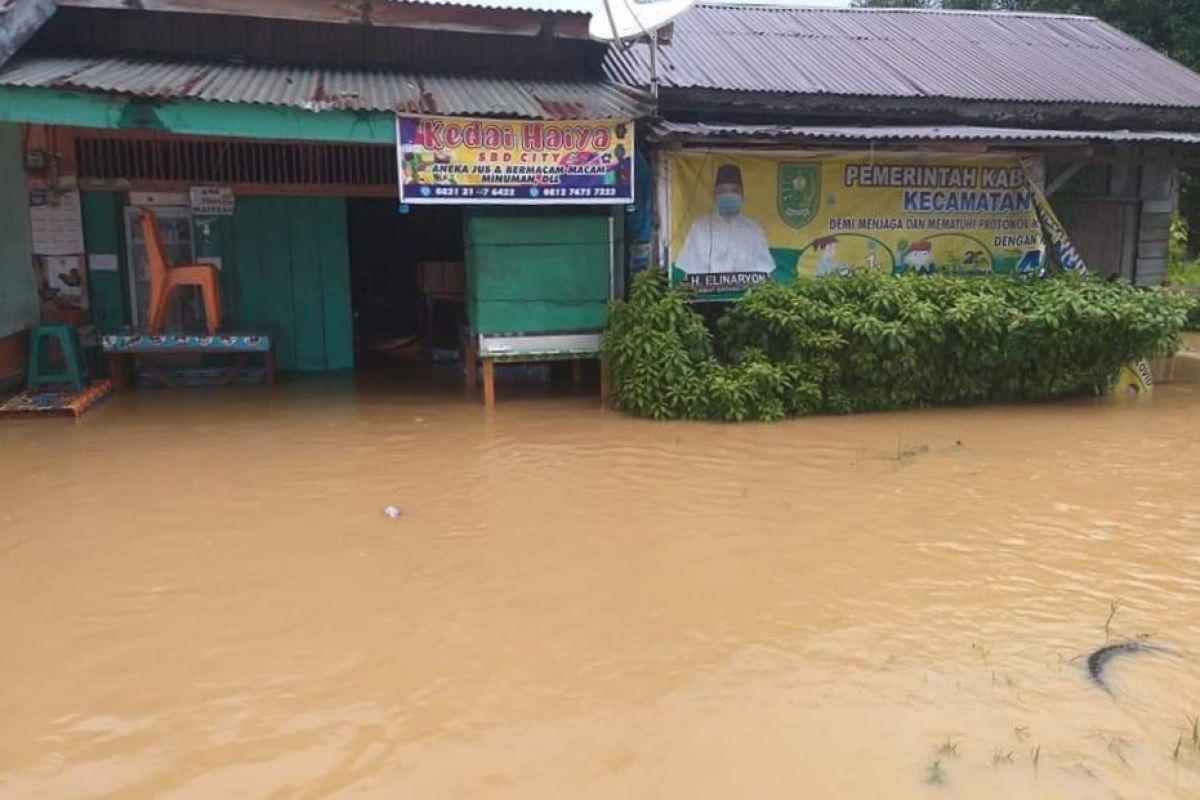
[[3, 380, 1200, 799]]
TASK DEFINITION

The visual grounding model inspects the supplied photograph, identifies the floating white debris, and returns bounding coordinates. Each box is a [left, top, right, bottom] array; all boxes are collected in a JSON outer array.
[[383, 505, 403, 519]]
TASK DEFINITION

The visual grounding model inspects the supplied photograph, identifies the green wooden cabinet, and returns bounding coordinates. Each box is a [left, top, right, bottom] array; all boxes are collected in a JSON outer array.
[[465, 211, 616, 336]]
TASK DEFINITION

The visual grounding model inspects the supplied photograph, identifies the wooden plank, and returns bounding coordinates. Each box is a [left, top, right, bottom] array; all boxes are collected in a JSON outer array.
[[80, 191, 128, 333], [482, 359, 495, 408], [231, 196, 269, 338], [258, 197, 297, 371], [287, 197, 327, 371], [1136, 258, 1167, 287], [316, 196, 354, 371], [1140, 163, 1175, 200], [55, 0, 589, 37], [1108, 163, 1136, 196], [1140, 211, 1174, 230]]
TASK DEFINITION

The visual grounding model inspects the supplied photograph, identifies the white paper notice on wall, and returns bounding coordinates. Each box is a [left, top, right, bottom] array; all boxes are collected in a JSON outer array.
[[88, 253, 119, 273], [190, 186, 235, 216], [44, 254, 87, 309], [28, 187, 85, 256]]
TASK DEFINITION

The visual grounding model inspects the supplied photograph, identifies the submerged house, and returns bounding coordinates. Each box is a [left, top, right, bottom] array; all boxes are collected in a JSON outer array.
[[605, 3, 1200, 297], [2, 1, 1200, 399], [0, 0, 648, 401]]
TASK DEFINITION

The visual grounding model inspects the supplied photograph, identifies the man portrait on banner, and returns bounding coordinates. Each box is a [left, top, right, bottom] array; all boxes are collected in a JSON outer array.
[[676, 164, 776, 276]]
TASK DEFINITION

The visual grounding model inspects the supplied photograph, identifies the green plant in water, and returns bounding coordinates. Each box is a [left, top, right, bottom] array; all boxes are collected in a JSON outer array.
[[925, 758, 946, 785], [605, 271, 1191, 422], [937, 737, 959, 757], [993, 748, 1015, 765], [1168, 217, 1200, 288], [1105, 599, 1121, 638], [1175, 735, 1185, 761], [1031, 744, 1041, 770]]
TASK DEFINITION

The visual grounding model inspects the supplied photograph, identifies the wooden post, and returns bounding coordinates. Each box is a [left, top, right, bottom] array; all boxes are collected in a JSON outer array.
[[108, 353, 127, 392], [571, 358, 583, 385], [599, 356, 610, 405], [265, 348, 277, 385], [482, 359, 495, 408]]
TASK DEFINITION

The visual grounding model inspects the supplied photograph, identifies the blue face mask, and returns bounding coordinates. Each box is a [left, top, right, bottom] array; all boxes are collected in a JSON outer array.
[[715, 193, 743, 217]]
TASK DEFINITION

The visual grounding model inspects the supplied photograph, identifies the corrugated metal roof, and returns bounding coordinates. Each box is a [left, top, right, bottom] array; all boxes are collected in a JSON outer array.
[[388, 0, 592, 12], [0, 56, 651, 118], [0, 0, 55, 70], [605, 3, 1200, 108], [654, 122, 1200, 145]]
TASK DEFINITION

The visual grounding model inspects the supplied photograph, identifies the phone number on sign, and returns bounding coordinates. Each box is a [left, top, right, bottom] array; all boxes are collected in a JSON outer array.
[[412, 186, 623, 199], [427, 187, 519, 198], [538, 187, 620, 198]]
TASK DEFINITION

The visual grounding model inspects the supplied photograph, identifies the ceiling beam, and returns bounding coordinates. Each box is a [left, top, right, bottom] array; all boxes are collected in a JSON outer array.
[[56, 0, 592, 39]]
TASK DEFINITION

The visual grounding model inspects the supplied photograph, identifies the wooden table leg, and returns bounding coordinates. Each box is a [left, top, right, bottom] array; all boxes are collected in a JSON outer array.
[[108, 354, 127, 392], [482, 359, 495, 408], [599, 356, 611, 405], [218, 353, 252, 387]]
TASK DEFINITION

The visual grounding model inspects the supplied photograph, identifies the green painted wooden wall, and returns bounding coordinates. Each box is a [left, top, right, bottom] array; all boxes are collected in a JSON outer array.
[[81, 191, 128, 333], [223, 196, 354, 372], [464, 211, 617, 336], [79, 192, 353, 372], [0, 123, 38, 338]]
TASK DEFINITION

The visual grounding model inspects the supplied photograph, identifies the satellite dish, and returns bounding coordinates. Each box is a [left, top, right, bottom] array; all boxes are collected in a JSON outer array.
[[589, 0, 696, 43]]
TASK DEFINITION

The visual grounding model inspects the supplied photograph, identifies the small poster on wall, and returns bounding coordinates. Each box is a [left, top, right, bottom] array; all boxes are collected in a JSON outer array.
[[29, 186, 84, 256], [190, 186, 235, 216], [35, 254, 88, 317]]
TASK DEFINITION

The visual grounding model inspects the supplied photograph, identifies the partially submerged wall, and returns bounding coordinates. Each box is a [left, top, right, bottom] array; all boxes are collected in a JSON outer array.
[[0, 122, 38, 381]]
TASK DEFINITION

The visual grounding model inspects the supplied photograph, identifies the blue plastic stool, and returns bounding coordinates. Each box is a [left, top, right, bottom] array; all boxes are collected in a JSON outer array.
[[26, 324, 88, 394]]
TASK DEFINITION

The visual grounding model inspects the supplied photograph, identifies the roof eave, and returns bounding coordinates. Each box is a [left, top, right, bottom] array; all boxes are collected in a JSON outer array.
[[652, 87, 1200, 134], [55, 0, 593, 40]]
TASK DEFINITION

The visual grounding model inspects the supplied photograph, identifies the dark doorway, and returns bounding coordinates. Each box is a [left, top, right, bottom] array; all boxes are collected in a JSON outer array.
[[346, 199, 464, 367]]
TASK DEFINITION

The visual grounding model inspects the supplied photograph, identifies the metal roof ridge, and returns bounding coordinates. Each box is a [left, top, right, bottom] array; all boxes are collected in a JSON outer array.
[[692, 3, 1100, 22]]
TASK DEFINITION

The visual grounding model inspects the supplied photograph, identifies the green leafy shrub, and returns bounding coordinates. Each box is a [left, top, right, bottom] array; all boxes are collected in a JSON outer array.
[[605, 270, 1190, 422], [1168, 217, 1200, 289]]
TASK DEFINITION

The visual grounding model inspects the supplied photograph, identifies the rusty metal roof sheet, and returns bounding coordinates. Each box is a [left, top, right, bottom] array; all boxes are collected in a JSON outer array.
[[654, 121, 1200, 145], [604, 3, 1200, 108], [0, 56, 651, 118], [387, 0, 592, 12]]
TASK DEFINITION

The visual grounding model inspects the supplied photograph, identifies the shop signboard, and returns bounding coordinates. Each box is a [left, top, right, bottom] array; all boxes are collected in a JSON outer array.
[[396, 115, 634, 205], [666, 151, 1050, 300]]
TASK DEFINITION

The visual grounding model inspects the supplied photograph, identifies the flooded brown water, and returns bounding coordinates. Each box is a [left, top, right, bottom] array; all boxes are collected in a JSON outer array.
[[3, 379, 1200, 799]]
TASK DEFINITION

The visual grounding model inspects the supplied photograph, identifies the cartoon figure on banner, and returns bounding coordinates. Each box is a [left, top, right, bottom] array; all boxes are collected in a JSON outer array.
[[676, 164, 775, 276], [901, 240, 936, 275], [812, 236, 846, 277]]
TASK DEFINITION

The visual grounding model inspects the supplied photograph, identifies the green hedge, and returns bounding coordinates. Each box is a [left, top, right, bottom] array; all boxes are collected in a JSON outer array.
[[604, 270, 1190, 422]]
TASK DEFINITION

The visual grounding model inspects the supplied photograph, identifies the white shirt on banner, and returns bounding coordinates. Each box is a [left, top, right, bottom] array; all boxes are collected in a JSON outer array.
[[676, 214, 776, 275]]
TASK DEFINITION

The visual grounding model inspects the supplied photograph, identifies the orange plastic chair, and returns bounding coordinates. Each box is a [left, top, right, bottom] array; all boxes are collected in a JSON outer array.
[[141, 207, 223, 334]]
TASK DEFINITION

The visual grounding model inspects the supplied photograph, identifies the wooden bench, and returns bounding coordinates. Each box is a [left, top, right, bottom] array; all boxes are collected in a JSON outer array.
[[102, 332, 276, 391]]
